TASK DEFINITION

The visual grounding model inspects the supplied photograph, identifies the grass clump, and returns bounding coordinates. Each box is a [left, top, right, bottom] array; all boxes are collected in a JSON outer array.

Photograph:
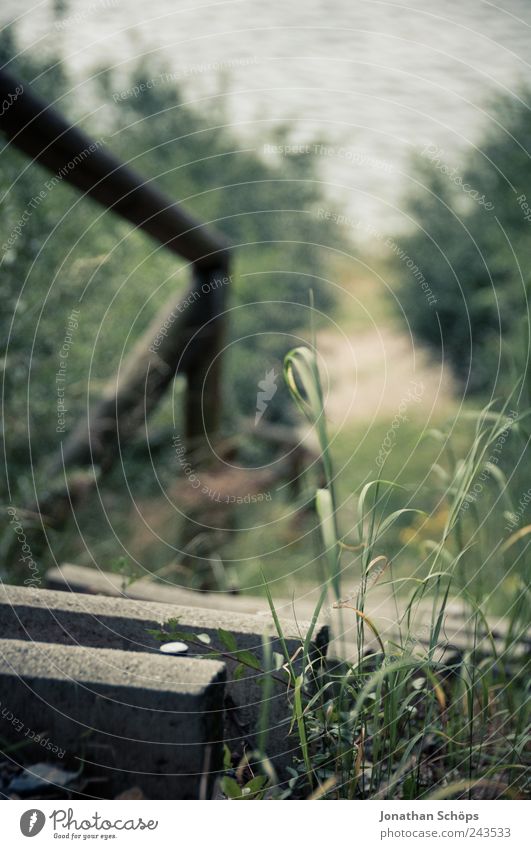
[[227, 347, 530, 800]]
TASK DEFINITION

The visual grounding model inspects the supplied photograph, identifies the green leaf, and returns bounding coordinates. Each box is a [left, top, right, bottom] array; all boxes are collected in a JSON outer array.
[[235, 649, 262, 670], [376, 508, 426, 540], [220, 776, 242, 799], [217, 628, 238, 652], [294, 673, 313, 787], [167, 630, 192, 643], [222, 744, 232, 771], [146, 623, 191, 643], [245, 775, 269, 795], [261, 570, 294, 683], [284, 345, 335, 518], [145, 629, 167, 642], [357, 480, 405, 545], [233, 663, 246, 680]]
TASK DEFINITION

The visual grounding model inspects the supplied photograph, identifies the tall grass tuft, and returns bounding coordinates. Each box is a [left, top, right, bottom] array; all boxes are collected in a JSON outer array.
[[259, 346, 531, 800]]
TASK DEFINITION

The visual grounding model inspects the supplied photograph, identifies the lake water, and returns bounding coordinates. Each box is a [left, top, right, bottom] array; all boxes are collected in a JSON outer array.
[[2, 0, 530, 232]]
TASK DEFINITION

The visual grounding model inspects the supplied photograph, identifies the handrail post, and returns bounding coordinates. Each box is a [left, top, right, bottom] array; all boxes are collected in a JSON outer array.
[[0, 69, 232, 465], [184, 267, 229, 444], [0, 69, 233, 549]]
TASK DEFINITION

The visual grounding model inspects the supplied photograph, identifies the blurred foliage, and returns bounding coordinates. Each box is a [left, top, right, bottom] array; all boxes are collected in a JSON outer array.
[[4, 25, 528, 599], [391, 90, 531, 396], [0, 27, 350, 502]]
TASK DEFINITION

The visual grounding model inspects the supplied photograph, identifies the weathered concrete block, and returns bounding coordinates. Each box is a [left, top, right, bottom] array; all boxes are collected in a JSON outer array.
[[0, 638, 225, 799], [47, 562, 268, 615], [0, 584, 328, 775]]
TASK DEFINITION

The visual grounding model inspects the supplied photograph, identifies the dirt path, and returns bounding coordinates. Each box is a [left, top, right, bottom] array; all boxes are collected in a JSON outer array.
[[315, 319, 455, 431]]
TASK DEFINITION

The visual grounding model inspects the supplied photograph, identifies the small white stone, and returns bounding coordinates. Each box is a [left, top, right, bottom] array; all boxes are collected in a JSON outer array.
[[159, 641, 189, 655]]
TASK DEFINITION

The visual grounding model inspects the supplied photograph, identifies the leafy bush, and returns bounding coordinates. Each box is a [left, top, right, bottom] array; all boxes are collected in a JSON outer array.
[[392, 90, 531, 395]]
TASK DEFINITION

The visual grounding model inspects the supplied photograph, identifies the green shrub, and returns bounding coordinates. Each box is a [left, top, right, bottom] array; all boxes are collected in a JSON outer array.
[[392, 90, 531, 395]]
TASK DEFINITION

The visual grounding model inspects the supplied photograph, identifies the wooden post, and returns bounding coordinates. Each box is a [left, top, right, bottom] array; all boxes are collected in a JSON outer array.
[[0, 67, 231, 466], [52, 268, 229, 474], [184, 268, 228, 444], [0, 69, 231, 546]]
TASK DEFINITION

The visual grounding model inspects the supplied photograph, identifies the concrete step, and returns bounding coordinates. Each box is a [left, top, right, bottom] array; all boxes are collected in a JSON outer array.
[[0, 583, 329, 779], [0, 637, 225, 799], [47, 563, 528, 659], [46, 562, 269, 615]]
